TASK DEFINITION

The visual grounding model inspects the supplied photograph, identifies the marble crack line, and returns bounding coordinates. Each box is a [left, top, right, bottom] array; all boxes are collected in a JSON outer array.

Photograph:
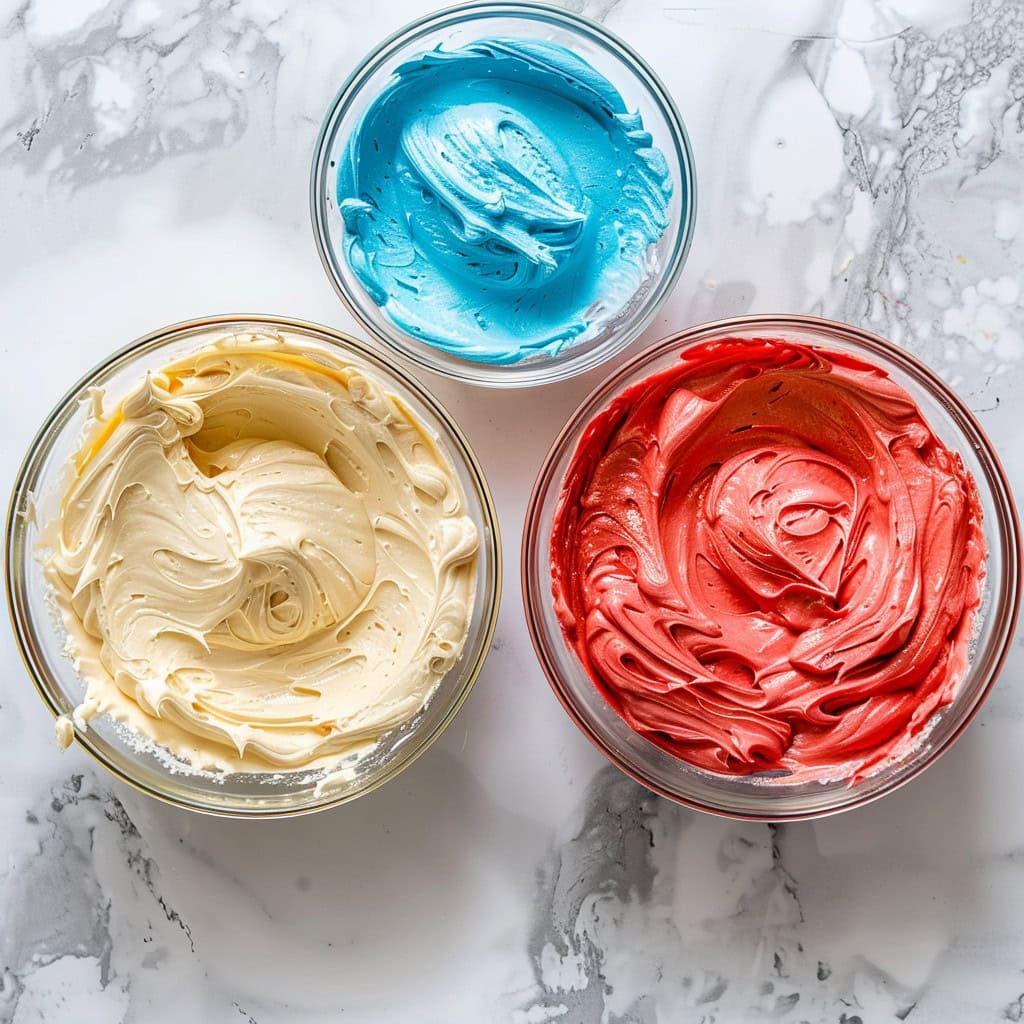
[[768, 823, 805, 924], [157, 894, 195, 954], [662, 11, 910, 46]]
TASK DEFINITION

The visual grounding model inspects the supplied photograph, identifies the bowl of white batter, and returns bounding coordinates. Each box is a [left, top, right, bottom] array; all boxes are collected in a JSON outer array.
[[6, 315, 501, 816]]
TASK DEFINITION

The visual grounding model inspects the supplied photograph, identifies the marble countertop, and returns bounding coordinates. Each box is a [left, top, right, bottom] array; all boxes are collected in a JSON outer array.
[[2, 0, 1023, 1021]]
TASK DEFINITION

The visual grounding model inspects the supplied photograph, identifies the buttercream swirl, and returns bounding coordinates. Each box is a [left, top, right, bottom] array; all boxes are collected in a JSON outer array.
[[337, 37, 672, 363], [551, 337, 986, 780], [46, 332, 478, 772]]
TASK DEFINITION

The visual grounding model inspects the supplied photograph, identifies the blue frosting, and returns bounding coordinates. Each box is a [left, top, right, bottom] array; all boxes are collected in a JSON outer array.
[[337, 38, 674, 364]]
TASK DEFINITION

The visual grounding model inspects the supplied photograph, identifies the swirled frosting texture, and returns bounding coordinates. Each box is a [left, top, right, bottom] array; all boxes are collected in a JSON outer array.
[[551, 338, 986, 780], [46, 332, 478, 772], [337, 38, 673, 364]]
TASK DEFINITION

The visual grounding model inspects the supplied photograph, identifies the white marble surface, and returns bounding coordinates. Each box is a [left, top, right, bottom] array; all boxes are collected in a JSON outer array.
[[2, 0, 1023, 1021]]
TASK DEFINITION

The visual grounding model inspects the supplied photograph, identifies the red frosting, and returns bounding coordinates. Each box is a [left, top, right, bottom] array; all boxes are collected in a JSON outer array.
[[551, 337, 986, 780]]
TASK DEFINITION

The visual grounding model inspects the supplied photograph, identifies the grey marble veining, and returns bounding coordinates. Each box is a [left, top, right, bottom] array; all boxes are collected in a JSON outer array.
[[2, 1, 1023, 1022]]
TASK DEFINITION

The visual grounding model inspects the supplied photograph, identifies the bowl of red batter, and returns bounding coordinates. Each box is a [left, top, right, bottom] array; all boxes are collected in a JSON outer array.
[[522, 315, 1020, 820]]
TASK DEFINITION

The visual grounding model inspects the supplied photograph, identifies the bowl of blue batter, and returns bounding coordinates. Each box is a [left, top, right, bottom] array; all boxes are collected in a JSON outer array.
[[311, 1, 696, 386]]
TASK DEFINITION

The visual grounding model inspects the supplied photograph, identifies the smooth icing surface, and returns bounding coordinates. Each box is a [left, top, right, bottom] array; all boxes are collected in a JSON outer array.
[[337, 37, 673, 364], [551, 337, 986, 780], [45, 331, 479, 772]]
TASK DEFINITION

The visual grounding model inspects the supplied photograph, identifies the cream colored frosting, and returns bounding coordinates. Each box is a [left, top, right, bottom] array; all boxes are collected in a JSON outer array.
[[45, 330, 479, 772]]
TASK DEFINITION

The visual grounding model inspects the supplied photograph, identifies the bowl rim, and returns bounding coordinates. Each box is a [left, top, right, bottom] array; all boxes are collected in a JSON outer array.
[[5, 313, 503, 819], [521, 312, 1022, 821], [309, 0, 698, 388]]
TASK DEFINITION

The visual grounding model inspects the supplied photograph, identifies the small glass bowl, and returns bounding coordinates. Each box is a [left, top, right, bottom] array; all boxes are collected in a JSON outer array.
[[310, 1, 696, 388], [522, 315, 1021, 821], [6, 315, 501, 818]]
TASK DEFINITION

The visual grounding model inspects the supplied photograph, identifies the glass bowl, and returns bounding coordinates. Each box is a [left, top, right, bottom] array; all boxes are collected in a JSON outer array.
[[6, 315, 501, 818], [310, 1, 696, 388], [522, 315, 1020, 821]]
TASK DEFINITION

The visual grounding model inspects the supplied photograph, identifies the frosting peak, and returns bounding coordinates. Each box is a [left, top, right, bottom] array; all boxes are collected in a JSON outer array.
[[399, 102, 588, 283]]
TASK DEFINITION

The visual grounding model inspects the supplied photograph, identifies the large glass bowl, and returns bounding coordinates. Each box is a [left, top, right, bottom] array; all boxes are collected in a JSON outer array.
[[310, 1, 696, 388], [6, 315, 501, 818], [522, 315, 1020, 821]]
